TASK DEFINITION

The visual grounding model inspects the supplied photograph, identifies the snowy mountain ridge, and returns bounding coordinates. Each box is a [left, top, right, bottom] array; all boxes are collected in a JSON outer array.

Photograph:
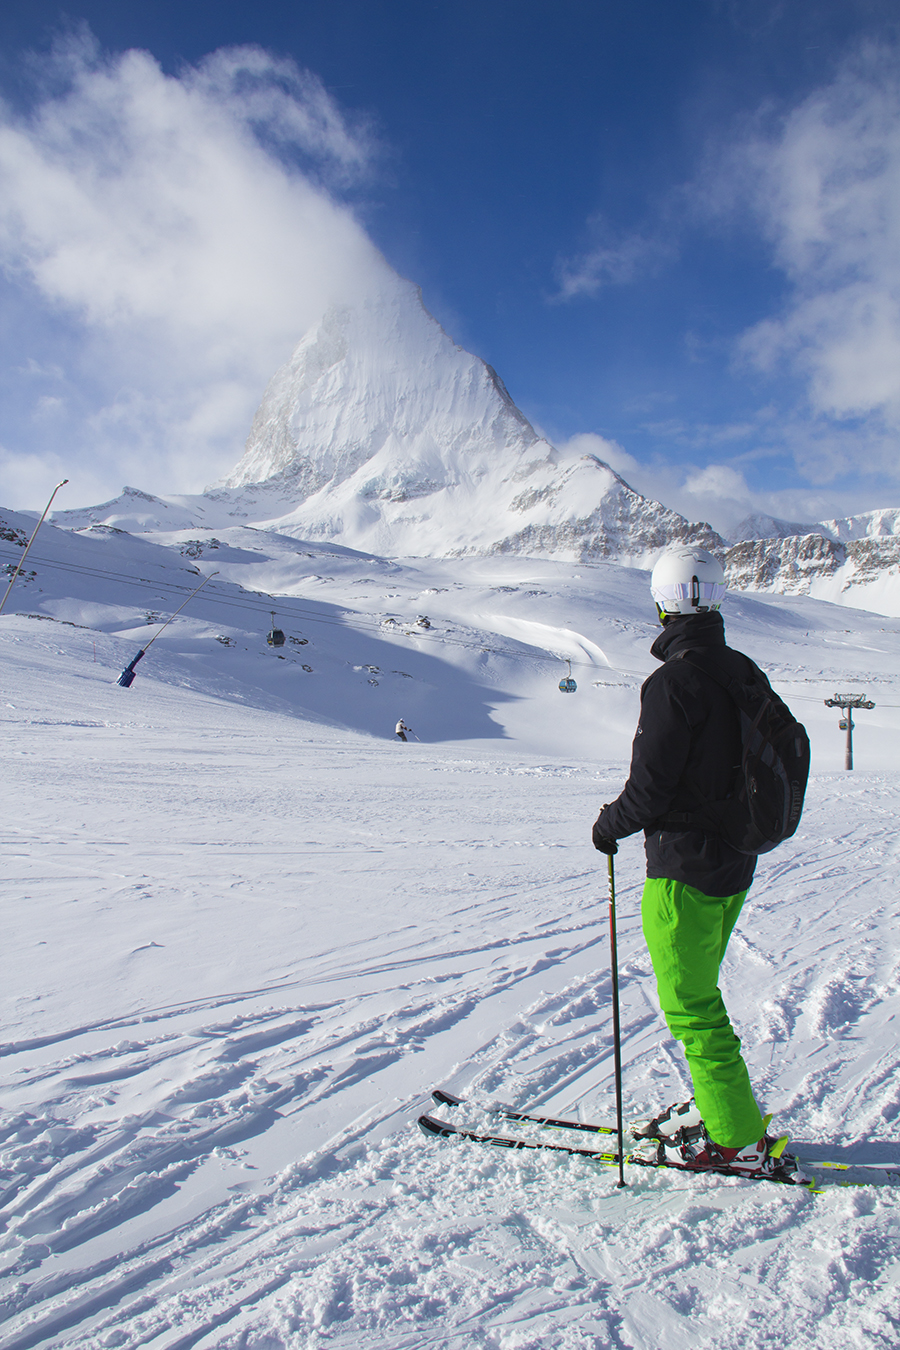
[[46, 272, 900, 610], [216, 279, 725, 563], [724, 508, 900, 613], [54, 278, 724, 565], [730, 508, 900, 544]]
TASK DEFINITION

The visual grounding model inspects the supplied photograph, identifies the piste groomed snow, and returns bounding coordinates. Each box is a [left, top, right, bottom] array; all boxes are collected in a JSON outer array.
[[2, 508, 900, 1349]]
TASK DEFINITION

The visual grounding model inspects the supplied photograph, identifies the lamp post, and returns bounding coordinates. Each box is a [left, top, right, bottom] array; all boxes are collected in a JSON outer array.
[[823, 693, 875, 770], [0, 479, 68, 618]]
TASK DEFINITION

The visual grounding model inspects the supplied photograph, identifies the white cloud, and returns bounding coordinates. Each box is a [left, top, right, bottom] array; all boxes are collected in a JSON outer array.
[[737, 42, 900, 448], [0, 30, 391, 507], [554, 430, 640, 476], [683, 463, 750, 501], [553, 216, 671, 300]]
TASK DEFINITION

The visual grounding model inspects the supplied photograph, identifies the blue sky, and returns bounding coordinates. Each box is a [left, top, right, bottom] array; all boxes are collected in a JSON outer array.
[[0, 1, 898, 532]]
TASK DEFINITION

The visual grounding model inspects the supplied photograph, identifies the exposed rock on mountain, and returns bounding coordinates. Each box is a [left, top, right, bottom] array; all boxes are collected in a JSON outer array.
[[726, 532, 900, 615]]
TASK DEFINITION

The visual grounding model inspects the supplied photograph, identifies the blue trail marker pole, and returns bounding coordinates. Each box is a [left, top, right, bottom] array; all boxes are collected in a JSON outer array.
[[117, 571, 218, 687]]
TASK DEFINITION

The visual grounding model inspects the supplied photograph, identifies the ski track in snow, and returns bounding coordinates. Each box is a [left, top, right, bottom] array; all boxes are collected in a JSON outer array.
[[2, 584, 900, 1345]]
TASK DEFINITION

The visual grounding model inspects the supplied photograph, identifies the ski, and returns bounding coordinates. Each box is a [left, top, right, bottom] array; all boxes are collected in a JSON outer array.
[[431, 1088, 900, 1179], [802, 1157, 900, 1176], [418, 1114, 817, 1189], [418, 1113, 623, 1165], [431, 1088, 619, 1137]]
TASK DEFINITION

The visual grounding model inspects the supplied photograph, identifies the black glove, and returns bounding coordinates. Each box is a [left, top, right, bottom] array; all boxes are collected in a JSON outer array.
[[592, 818, 618, 854]]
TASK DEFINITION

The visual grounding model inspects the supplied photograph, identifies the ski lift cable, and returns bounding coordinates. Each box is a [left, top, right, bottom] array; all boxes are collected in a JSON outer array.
[[141, 572, 219, 650], [0, 543, 616, 667], [788, 691, 900, 708], [3, 542, 899, 698]]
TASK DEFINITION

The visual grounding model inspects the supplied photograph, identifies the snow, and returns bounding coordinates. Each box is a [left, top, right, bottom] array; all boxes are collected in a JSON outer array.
[[50, 282, 723, 566], [730, 510, 900, 547], [3, 509, 900, 1348]]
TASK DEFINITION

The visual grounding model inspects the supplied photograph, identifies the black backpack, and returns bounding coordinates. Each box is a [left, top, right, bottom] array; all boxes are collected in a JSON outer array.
[[664, 649, 810, 855]]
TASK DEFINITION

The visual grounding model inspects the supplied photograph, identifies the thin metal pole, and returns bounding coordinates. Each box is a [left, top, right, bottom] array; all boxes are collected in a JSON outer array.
[[0, 479, 68, 617], [845, 707, 853, 771], [607, 853, 627, 1188], [141, 572, 219, 650]]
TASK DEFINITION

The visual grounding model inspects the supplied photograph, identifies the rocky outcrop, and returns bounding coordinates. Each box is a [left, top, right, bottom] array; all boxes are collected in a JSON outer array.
[[726, 534, 845, 592], [726, 532, 900, 615]]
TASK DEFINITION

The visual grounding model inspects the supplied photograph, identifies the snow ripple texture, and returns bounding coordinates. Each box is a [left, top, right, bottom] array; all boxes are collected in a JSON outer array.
[[2, 579, 900, 1348]]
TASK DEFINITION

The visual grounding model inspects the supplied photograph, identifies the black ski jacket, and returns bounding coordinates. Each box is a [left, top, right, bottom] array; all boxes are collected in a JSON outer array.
[[594, 610, 757, 897]]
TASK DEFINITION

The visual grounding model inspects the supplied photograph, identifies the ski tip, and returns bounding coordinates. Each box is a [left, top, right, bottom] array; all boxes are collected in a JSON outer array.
[[432, 1088, 464, 1108], [418, 1113, 451, 1139]]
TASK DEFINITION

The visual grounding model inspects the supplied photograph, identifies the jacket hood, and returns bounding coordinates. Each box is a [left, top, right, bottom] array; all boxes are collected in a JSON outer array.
[[650, 609, 726, 664]]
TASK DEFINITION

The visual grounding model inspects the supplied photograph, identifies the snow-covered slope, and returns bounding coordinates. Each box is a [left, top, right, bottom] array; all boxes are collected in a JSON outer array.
[[5, 502, 898, 759], [2, 533, 900, 1348], [816, 508, 900, 542]]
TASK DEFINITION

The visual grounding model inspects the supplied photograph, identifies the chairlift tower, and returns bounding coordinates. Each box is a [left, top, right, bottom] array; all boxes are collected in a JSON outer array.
[[823, 693, 875, 770]]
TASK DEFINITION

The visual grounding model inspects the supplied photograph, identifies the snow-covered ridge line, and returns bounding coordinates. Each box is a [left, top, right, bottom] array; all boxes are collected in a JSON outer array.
[[199, 277, 726, 562], [731, 508, 900, 544], [44, 273, 899, 610]]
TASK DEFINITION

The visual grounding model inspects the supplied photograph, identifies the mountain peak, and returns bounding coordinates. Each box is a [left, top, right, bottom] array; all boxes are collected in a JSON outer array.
[[221, 280, 543, 500], [216, 276, 721, 561]]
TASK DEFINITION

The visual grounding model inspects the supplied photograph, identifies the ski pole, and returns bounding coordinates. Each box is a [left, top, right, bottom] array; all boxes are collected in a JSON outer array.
[[608, 852, 627, 1188]]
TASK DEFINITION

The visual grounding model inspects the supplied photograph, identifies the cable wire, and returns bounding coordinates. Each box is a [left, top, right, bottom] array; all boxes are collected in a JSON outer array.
[[3, 542, 899, 698]]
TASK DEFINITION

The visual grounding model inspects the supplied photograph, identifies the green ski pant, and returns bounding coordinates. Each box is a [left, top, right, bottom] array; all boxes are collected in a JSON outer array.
[[641, 877, 766, 1149]]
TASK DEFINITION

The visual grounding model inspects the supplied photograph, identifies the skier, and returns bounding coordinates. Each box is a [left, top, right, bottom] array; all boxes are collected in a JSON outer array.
[[592, 545, 776, 1176], [395, 718, 412, 742]]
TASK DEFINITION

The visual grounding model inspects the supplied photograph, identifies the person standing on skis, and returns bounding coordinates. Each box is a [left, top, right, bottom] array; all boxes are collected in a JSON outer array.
[[591, 545, 775, 1176]]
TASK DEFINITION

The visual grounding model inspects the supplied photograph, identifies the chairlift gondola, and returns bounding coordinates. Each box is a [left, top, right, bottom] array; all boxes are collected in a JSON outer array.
[[267, 610, 286, 648], [558, 658, 577, 694]]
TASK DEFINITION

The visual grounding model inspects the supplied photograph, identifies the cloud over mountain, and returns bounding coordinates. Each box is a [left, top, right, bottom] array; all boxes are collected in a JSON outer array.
[[0, 29, 390, 506]]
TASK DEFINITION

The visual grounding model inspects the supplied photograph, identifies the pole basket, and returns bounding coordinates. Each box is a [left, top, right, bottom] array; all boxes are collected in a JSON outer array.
[[117, 649, 146, 687]]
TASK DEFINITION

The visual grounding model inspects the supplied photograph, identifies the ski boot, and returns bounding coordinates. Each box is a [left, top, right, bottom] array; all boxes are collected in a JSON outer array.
[[631, 1099, 703, 1140]]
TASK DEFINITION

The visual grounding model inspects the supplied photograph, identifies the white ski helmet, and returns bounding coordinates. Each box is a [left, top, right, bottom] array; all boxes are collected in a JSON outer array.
[[650, 546, 726, 618]]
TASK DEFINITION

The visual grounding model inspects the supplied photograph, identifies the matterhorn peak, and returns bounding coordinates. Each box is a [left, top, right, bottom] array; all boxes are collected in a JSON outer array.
[[216, 273, 722, 561], [224, 278, 545, 497]]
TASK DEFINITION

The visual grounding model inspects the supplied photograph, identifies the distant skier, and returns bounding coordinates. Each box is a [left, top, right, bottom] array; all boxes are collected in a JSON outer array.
[[395, 718, 412, 742], [591, 546, 787, 1178]]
